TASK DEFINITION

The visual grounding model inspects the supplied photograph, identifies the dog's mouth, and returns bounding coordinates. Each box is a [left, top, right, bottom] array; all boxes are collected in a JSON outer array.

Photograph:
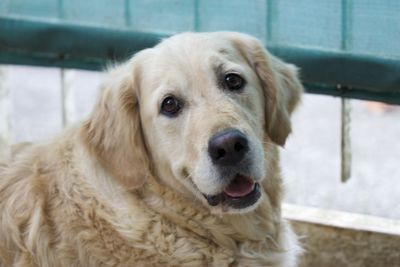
[[203, 174, 261, 209]]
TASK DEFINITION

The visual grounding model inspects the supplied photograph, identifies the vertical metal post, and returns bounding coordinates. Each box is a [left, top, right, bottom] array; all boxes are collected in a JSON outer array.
[[60, 69, 75, 127], [0, 67, 12, 152], [341, 0, 352, 50], [57, 0, 75, 128], [266, 0, 278, 44], [194, 0, 200, 31], [341, 93, 352, 182], [124, 0, 131, 27], [340, 0, 352, 182]]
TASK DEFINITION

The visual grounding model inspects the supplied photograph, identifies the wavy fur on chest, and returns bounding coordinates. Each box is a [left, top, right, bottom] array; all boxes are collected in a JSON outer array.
[[0, 136, 299, 267]]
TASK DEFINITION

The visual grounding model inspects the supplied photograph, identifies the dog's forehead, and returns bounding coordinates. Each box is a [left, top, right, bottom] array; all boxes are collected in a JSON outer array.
[[140, 34, 244, 87], [156, 33, 240, 66], [160, 32, 236, 53]]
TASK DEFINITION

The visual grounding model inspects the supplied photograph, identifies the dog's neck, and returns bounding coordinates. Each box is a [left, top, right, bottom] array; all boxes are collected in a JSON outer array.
[[139, 175, 282, 251]]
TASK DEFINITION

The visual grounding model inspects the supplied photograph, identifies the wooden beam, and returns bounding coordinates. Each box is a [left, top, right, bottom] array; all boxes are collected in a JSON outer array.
[[283, 204, 400, 267]]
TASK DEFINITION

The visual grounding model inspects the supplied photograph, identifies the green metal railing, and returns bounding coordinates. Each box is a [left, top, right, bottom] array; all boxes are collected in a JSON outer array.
[[0, 0, 399, 103]]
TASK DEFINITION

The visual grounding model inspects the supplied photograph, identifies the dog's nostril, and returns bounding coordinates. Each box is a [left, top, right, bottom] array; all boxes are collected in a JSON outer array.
[[217, 149, 226, 159], [234, 141, 245, 152]]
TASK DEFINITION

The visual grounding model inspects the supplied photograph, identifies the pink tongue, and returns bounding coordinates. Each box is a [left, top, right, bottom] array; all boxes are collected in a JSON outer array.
[[223, 175, 255, 198]]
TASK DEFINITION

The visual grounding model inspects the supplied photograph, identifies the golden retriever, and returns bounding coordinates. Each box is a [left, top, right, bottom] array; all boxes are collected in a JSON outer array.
[[0, 32, 303, 267]]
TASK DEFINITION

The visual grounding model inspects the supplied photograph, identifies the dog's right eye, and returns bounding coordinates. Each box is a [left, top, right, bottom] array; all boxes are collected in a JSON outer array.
[[224, 73, 245, 91], [161, 96, 182, 117]]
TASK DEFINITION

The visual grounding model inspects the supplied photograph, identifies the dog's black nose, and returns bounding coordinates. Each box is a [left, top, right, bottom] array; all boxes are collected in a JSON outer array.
[[208, 129, 249, 166]]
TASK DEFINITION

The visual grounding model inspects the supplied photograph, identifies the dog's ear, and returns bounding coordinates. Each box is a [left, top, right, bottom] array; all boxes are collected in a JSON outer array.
[[81, 57, 150, 189], [229, 33, 303, 146]]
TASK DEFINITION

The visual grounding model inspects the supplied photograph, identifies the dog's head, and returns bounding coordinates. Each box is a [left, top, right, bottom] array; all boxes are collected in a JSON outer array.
[[82, 32, 302, 214]]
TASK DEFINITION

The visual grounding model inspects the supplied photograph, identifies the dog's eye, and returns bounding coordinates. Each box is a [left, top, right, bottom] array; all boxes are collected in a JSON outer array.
[[161, 96, 182, 117], [224, 73, 245, 91]]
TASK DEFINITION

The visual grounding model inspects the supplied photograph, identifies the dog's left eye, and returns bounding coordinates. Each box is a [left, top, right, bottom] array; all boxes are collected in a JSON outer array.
[[161, 96, 182, 117], [224, 73, 245, 91]]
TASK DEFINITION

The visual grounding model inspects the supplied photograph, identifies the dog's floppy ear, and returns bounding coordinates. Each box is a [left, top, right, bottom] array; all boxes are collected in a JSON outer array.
[[229, 33, 303, 146], [81, 57, 150, 189]]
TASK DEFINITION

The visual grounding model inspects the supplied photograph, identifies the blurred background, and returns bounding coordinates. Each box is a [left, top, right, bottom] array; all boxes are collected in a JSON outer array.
[[1, 64, 399, 219]]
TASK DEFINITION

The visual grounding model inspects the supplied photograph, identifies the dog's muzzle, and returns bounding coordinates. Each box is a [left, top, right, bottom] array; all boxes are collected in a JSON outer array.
[[205, 129, 261, 209]]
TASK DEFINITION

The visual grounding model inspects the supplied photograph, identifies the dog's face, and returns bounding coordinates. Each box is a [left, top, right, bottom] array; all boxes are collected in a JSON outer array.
[[84, 32, 302, 214]]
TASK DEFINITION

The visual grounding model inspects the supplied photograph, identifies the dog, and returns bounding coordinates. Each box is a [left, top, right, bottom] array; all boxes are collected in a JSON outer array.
[[0, 32, 303, 267]]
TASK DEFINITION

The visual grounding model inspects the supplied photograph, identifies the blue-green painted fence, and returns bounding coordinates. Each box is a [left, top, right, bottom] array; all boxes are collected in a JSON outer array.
[[0, 0, 399, 103]]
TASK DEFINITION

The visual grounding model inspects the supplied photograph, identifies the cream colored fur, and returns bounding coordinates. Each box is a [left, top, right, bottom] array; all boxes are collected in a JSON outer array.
[[0, 32, 303, 267]]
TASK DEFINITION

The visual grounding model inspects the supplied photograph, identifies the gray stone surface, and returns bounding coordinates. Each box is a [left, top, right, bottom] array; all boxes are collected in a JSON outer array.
[[3, 65, 400, 219]]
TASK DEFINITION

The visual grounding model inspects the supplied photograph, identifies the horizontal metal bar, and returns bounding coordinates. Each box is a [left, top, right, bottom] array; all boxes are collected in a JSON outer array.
[[305, 83, 400, 105], [0, 16, 166, 71], [268, 45, 400, 93], [1, 16, 399, 103]]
